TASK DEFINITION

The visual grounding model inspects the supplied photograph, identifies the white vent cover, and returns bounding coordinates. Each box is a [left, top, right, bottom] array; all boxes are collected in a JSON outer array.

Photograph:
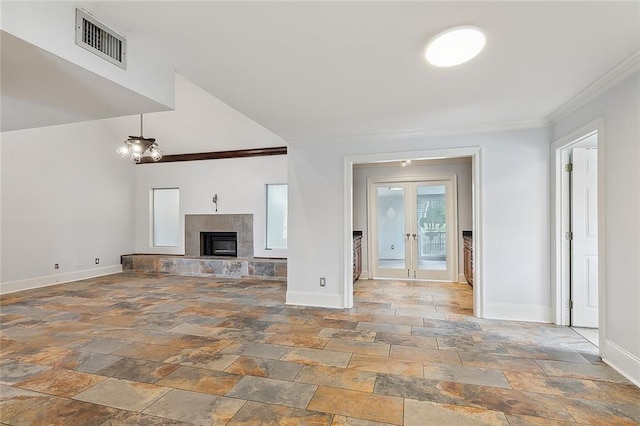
[[75, 9, 126, 69]]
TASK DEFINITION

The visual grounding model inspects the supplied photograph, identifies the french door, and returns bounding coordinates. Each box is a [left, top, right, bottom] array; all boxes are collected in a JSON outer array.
[[369, 177, 457, 281]]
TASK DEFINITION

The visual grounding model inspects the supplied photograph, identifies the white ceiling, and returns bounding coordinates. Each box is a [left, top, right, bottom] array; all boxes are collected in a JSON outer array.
[[6, 2, 640, 141]]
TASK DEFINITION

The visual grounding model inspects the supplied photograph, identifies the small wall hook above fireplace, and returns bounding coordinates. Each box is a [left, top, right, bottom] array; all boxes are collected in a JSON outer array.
[[212, 194, 218, 212]]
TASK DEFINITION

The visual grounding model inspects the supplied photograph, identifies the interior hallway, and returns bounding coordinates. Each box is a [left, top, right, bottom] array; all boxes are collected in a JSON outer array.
[[1, 273, 638, 425]]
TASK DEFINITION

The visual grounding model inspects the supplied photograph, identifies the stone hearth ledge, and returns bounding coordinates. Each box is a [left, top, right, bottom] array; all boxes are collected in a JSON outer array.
[[121, 254, 286, 281]]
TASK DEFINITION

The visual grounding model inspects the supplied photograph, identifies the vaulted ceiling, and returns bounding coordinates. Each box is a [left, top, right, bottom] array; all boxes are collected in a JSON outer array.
[[4, 2, 640, 140]]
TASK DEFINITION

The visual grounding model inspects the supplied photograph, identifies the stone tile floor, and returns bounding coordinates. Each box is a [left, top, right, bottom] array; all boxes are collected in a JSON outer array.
[[0, 273, 638, 425]]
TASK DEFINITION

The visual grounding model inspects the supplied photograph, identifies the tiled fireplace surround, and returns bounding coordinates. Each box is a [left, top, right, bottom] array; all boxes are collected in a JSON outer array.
[[185, 214, 253, 258], [122, 214, 286, 280]]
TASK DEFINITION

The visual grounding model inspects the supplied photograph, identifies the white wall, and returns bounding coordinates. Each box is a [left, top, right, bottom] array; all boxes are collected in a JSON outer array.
[[1, 2, 175, 109], [1, 118, 136, 292], [552, 72, 640, 385], [287, 126, 551, 322], [134, 155, 287, 258], [353, 159, 472, 279]]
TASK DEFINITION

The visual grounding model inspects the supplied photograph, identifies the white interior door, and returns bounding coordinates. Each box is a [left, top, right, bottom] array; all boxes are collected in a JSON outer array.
[[571, 147, 598, 328], [369, 178, 457, 281]]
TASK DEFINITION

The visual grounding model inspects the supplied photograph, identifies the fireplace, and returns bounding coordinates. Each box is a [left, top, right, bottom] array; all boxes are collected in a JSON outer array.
[[185, 215, 253, 258], [201, 232, 237, 257]]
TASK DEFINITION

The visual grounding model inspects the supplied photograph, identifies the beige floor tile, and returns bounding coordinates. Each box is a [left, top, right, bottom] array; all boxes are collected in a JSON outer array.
[[224, 356, 302, 380], [294, 364, 378, 392], [111, 342, 183, 362], [348, 353, 423, 377], [357, 322, 412, 335], [73, 377, 170, 411], [536, 359, 631, 383], [370, 314, 424, 326], [264, 323, 322, 335], [225, 376, 317, 409], [14, 368, 105, 397], [317, 327, 378, 342], [164, 349, 239, 370], [265, 333, 329, 349], [3, 396, 118, 426], [374, 332, 438, 348], [404, 399, 509, 426], [0, 385, 51, 422], [423, 362, 511, 388], [325, 338, 390, 357], [143, 388, 245, 425], [459, 352, 545, 374], [156, 365, 242, 395], [504, 371, 612, 400], [331, 415, 394, 425], [390, 344, 461, 365], [281, 347, 352, 368], [308, 386, 403, 425], [228, 401, 332, 425]]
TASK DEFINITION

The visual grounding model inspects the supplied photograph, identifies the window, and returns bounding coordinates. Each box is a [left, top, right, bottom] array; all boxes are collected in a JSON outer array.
[[266, 184, 287, 250], [152, 188, 180, 247]]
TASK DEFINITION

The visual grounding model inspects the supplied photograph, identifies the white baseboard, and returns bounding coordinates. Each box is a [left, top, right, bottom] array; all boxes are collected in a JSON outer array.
[[0, 265, 123, 295], [286, 290, 344, 309], [602, 339, 640, 387], [458, 273, 467, 284], [483, 303, 551, 323], [360, 270, 369, 280]]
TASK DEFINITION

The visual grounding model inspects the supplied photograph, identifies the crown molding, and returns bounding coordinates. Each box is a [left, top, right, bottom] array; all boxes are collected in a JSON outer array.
[[287, 118, 550, 146], [548, 51, 640, 125], [353, 157, 471, 169]]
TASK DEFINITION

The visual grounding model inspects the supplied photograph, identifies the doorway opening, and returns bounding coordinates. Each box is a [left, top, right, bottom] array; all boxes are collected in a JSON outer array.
[[552, 119, 603, 350], [344, 148, 481, 315]]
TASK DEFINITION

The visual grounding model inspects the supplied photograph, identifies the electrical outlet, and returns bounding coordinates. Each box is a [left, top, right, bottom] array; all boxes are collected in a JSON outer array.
[[54, 264, 59, 270], [320, 277, 326, 287], [391, 244, 395, 250], [95, 258, 100, 265]]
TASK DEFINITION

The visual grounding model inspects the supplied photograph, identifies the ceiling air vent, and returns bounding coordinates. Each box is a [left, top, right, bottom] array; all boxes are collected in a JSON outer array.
[[75, 9, 126, 69]]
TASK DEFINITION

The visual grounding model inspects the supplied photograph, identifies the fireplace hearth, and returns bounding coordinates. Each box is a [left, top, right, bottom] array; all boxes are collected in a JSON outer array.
[[201, 232, 237, 257]]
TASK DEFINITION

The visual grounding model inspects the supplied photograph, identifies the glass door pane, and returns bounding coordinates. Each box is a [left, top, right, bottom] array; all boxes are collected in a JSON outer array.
[[416, 184, 447, 271], [413, 179, 457, 281], [377, 185, 406, 271]]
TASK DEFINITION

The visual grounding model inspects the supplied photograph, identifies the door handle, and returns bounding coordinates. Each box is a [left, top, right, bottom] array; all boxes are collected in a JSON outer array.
[[405, 233, 410, 238], [412, 234, 417, 239]]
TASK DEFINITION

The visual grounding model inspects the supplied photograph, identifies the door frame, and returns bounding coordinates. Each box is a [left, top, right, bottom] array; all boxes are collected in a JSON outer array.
[[551, 118, 605, 348], [343, 147, 482, 317], [367, 175, 458, 282]]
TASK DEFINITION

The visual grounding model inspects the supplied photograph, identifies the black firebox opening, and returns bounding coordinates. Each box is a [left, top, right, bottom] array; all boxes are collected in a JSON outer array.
[[201, 232, 237, 257]]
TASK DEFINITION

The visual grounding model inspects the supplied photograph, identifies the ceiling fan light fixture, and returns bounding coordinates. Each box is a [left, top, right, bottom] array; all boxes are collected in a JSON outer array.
[[425, 26, 485, 67]]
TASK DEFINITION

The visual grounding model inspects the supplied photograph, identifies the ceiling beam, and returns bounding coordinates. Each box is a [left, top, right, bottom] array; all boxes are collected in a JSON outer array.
[[137, 146, 287, 164]]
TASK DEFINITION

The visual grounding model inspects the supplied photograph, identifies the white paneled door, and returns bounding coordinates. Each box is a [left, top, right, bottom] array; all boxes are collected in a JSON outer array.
[[369, 177, 457, 281], [571, 148, 598, 328]]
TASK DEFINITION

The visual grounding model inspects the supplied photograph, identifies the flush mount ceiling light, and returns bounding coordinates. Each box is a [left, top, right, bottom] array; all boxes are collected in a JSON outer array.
[[117, 114, 162, 163], [425, 26, 486, 67]]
